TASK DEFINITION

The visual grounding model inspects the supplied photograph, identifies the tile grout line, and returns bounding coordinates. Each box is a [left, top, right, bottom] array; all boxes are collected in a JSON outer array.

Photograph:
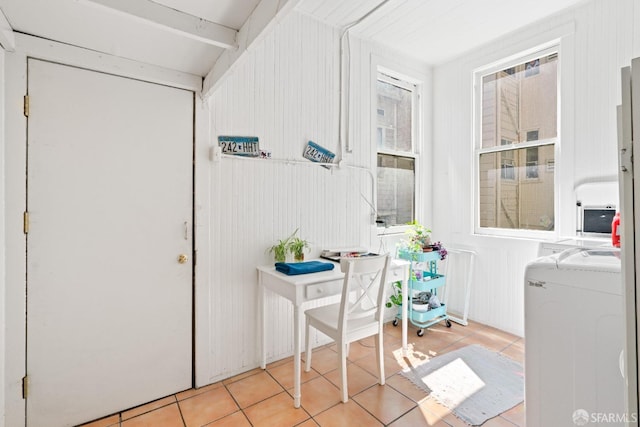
[[79, 321, 523, 427], [174, 394, 187, 427], [225, 368, 315, 425], [262, 367, 315, 423]]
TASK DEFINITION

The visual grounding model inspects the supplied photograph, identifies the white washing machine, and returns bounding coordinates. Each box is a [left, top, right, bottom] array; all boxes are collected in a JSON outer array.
[[524, 248, 625, 427], [538, 237, 611, 257]]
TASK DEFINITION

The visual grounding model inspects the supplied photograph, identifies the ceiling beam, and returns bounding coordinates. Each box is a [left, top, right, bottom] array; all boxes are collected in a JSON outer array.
[[0, 7, 15, 52], [203, 0, 302, 97], [84, 0, 238, 49]]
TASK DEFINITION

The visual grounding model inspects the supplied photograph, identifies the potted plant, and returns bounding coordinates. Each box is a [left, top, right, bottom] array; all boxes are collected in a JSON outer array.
[[288, 234, 310, 262], [398, 222, 448, 259], [385, 280, 403, 309], [398, 220, 432, 253], [430, 241, 448, 260], [268, 229, 297, 263], [386, 280, 409, 326]]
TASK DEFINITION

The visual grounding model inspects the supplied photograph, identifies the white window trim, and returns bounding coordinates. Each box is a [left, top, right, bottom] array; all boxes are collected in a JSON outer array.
[[374, 66, 423, 234], [472, 44, 560, 239]]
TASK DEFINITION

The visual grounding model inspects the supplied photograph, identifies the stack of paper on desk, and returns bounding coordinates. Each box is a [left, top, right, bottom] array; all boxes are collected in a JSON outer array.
[[320, 247, 376, 261]]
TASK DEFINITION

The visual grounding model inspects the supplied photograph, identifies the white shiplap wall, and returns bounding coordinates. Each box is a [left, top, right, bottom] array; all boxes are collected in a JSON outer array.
[[432, 0, 638, 336], [204, 11, 430, 383], [202, 0, 639, 382]]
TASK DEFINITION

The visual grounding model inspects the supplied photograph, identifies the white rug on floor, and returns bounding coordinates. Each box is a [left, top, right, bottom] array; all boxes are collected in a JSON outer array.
[[401, 344, 524, 426]]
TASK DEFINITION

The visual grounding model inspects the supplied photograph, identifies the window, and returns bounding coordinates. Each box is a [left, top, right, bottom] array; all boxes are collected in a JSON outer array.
[[526, 130, 539, 141], [500, 139, 515, 180], [525, 131, 539, 179], [475, 48, 558, 233], [376, 72, 419, 227], [501, 158, 515, 180], [524, 59, 540, 77], [525, 147, 539, 179]]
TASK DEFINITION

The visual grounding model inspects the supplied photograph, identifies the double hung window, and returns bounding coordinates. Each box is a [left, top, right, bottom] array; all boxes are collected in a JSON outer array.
[[376, 71, 419, 228], [475, 48, 559, 234]]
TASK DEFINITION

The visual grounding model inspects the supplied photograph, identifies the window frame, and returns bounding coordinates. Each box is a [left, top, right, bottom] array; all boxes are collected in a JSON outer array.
[[473, 44, 560, 238], [375, 67, 423, 234]]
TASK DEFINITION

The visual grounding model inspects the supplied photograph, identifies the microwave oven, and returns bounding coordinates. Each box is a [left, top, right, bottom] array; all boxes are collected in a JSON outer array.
[[581, 205, 616, 235]]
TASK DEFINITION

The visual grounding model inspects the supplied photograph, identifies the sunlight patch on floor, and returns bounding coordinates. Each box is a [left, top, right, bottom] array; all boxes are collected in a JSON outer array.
[[421, 357, 485, 407]]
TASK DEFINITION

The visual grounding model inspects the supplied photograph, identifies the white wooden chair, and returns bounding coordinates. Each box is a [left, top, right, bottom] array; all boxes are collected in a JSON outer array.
[[304, 254, 391, 402]]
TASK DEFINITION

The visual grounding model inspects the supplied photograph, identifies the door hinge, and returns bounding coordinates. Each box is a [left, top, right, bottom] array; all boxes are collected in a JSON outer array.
[[22, 375, 29, 399], [23, 211, 29, 234], [23, 95, 29, 117], [620, 147, 633, 174]]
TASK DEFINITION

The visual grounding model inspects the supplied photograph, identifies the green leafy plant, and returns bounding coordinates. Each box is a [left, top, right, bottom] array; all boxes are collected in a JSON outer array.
[[385, 281, 403, 308], [268, 229, 298, 263], [399, 220, 432, 253], [288, 235, 310, 262]]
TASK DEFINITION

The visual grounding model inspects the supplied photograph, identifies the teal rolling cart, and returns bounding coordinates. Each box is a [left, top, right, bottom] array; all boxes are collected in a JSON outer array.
[[394, 249, 451, 336]]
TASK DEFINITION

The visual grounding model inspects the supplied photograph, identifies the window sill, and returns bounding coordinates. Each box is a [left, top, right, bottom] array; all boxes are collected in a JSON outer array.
[[474, 227, 556, 241], [377, 225, 411, 237]]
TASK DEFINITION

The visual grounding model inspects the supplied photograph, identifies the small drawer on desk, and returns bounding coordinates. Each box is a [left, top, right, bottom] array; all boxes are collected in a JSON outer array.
[[306, 280, 343, 299], [388, 269, 405, 282]]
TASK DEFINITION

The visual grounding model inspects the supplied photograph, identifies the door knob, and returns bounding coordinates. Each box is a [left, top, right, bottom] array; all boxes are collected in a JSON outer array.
[[178, 254, 188, 264]]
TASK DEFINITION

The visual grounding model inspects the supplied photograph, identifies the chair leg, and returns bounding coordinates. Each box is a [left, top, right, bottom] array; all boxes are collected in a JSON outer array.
[[375, 332, 385, 386], [304, 317, 312, 372], [338, 342, 348, 402]]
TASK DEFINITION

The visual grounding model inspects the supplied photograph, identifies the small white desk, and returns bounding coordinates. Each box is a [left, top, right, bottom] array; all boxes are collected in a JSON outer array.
[[257, 258, 409, 408]]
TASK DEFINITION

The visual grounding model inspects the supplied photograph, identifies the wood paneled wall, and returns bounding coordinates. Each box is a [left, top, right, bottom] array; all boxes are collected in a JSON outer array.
[[207, 41, 361, 377], [202, 0, 638, 383], [203, 11, 431, 383], [432, 0, 637, 336]]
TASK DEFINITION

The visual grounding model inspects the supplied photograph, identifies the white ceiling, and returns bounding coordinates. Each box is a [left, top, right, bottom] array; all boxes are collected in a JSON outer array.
[[0, 0, 261, 76], [297, 0, 587, 66], [152, 0, 261, 29], [0, 0, 587, 78]]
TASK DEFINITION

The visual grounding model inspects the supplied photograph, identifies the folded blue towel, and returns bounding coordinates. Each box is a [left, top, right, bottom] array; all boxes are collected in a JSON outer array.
[[275, 261, 335, 275]]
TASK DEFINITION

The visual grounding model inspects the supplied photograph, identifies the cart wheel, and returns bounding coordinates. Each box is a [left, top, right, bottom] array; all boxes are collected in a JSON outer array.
[[446, 319, 452, 328], [392, 318, 398, 327], [417, 329, 424, 337]]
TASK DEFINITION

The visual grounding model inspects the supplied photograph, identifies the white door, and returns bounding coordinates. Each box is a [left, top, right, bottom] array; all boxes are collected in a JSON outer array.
[[26, 59, 193, 427]]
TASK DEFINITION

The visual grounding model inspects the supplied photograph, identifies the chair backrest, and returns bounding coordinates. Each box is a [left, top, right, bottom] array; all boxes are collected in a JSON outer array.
[[337, 254, 391, 334]]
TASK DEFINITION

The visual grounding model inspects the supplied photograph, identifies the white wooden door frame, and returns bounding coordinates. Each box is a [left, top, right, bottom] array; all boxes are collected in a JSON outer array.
[[27, 58, 194, 425], [2, 33, 212, 426]]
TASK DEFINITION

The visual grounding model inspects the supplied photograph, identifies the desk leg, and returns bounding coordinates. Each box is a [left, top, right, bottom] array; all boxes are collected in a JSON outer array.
[[258, 272, 266, 370], [293, 304, 302, 408], [401, 277, 408, 357]]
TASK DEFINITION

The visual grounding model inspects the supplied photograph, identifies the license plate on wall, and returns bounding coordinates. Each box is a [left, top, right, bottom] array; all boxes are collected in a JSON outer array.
[[303, 141, 335, 167], [218, 136, 260, 156]]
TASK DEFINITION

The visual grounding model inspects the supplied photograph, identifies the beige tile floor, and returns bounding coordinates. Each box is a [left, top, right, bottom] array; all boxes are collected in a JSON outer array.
[[80, 320, 525, 427]]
